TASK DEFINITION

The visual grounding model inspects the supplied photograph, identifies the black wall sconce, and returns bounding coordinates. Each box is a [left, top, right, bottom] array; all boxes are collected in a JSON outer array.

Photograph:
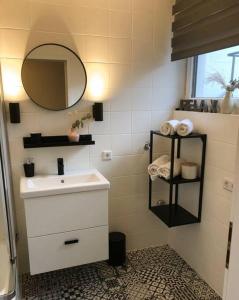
[[9, 102, 21, 123], [92, 102, 103, 121]]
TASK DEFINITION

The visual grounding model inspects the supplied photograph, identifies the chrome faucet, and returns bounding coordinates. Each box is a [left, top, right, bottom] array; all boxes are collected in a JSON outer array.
[[57, 158, 64, 175]]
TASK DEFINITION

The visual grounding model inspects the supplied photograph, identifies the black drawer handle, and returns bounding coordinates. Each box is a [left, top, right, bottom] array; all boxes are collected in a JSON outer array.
[[64, 239, 79, 245]]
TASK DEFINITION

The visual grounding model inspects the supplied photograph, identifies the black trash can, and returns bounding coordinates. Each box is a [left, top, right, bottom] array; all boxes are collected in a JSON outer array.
[[108, 232, 126, 266]]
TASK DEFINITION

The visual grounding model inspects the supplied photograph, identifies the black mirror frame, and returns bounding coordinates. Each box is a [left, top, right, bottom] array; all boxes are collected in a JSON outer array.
[[21, 43, 87, 111]]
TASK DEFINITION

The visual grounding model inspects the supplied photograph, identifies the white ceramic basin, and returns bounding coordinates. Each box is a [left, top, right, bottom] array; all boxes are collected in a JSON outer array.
[[20, 169, 110, 198]]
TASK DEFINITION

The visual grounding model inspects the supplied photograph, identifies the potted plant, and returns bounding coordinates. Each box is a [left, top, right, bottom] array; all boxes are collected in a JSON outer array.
[[207, 72, 239, 114], [68, 113, 92, 142]]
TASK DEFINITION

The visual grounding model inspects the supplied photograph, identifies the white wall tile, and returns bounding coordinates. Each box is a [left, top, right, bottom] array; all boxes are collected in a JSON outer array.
[[109, 11, 132, 38], [131, 133, 149, 154], [84, 36, 109, 63], [109, 38, 132, 63], [131, 88, 152, 111], [109, 0, 132, 12], [133, 12, 153, 42], [108, 64, 132, 91], [89, 112, 111, 134], [0, 29, 29, 59], [109, 88, 132, 111], [84, 8, 109, 36], [132, 111, 151, 133], [0, 0, 30, 29], [110, 112, 131, 134], [110, 176, 132, 198], [132, 63, 153, 88], [111, 134, 132, 155], [132, 0, 154, 13]]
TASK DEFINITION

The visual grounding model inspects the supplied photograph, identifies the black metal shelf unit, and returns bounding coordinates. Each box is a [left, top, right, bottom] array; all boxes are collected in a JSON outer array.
[[149, 130, 207, 228]]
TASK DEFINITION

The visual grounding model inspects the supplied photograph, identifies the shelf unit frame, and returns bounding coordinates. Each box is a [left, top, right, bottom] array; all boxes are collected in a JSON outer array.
[[149, 131, 207, 227]]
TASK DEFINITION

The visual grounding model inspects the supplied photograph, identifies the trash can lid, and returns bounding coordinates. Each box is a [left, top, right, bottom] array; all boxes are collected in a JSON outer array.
[[109, 232, 126, 242]]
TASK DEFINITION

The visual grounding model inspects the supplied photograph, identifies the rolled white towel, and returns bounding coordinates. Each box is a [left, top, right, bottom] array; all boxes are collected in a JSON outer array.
[[158, 158, 184, 180], [148, 155, 170, 181], [177, 119, 194, 136], [160, 120, 180, 136]]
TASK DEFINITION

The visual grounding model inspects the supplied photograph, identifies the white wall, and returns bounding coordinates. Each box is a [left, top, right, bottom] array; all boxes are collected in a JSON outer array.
[[0, 0, 186, 273], [170, 110, 239, 296]]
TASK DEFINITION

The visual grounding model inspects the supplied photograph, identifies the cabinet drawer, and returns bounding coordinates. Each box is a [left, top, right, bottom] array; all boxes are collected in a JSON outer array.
[[24, 190, 108, 237], [28, 226, 108, 275]]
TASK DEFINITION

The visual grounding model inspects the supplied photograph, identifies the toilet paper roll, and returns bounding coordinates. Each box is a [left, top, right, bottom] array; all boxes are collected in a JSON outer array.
[[181, 162, 198, 180]]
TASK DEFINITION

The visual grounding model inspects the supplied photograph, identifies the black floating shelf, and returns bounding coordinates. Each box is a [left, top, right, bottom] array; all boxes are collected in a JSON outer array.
[[23, 135, 95, 149], [150, 204, 199, 227], [152, 131, 206, 139], [158, 175, 201, 185]]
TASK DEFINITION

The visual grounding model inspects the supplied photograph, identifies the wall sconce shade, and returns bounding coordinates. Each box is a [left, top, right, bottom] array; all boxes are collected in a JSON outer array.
[[93, 103, 103, 121], [9, 103, 20, 123]]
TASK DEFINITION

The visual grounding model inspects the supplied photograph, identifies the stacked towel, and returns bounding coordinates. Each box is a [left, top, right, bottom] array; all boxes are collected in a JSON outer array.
[[158, 158, 184, 180], [148, 155, 169, 181], [176, 119, 194, 136], [159, 120, 180, 136]]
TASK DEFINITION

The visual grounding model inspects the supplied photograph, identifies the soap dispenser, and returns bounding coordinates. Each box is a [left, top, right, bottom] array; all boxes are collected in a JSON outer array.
[[23, 158, 35, 177]]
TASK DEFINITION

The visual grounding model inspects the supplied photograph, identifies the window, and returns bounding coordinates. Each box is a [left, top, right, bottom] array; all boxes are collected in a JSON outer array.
[[192, 45, 239, 98]]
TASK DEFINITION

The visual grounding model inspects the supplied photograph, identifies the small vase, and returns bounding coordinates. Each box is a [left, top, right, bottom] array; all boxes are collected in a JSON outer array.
[[68, 128, 80, 142], [221, 90, 233, 114]]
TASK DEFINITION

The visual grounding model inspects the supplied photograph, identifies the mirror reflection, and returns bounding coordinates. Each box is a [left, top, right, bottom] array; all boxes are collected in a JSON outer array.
[[21, 44, 87, 111]]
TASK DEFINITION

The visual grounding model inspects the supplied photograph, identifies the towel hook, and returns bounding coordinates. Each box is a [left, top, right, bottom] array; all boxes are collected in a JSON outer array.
[[144, 142, 150, 151]]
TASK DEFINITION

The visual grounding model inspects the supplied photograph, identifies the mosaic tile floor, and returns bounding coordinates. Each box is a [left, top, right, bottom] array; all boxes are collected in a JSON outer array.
[[21, 245, 221, 300]]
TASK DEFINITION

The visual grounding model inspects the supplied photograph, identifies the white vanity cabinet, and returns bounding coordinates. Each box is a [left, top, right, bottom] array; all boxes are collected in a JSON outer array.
[[21, 170, 110, 275]]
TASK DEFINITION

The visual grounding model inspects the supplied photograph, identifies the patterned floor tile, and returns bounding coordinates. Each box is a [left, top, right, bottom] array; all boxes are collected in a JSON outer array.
[[21, 245, 221, 300]]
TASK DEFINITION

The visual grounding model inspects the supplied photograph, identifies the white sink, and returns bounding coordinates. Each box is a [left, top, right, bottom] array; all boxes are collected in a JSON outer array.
[[20, 169, 110, 198]]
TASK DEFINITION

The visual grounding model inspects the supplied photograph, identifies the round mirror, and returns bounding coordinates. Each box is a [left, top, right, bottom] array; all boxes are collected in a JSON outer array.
[[21, 44, 87, 111]]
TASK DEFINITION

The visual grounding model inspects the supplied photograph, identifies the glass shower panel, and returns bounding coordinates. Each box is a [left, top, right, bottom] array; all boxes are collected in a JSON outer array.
[[0, 155, 12, 296], [0, 63, 16, 299]]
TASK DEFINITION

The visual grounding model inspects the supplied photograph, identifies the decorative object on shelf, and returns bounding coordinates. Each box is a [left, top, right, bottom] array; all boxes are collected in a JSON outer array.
[[148, 130, 207, 227], [158, 158, 184, 180], [23, 135, 95, 148], [93, 103, 103, 121], [199, 100, 208, 112], [210, 100, 219, 113], [68, 128, 80, 142], [9, 102, 20, 123], [181, 162, 198, 180], [221, 90, 234, 114], [159, 119, 194, 137], [23, 159, 35, 177], [79, 134, 92, 142], [178, 98, 221, 114], [176, 119, 194, 136], [69, 113, 92, 142], [160, 120, 180, 136], [148, 155, 170, 181], [179, 99, 198, 111], [207, 72, 239, 114]]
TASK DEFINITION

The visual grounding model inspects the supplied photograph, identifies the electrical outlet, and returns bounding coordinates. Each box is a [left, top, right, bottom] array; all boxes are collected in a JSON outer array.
[[102, 150, 112, 161], [223, 178, 234, 192]]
